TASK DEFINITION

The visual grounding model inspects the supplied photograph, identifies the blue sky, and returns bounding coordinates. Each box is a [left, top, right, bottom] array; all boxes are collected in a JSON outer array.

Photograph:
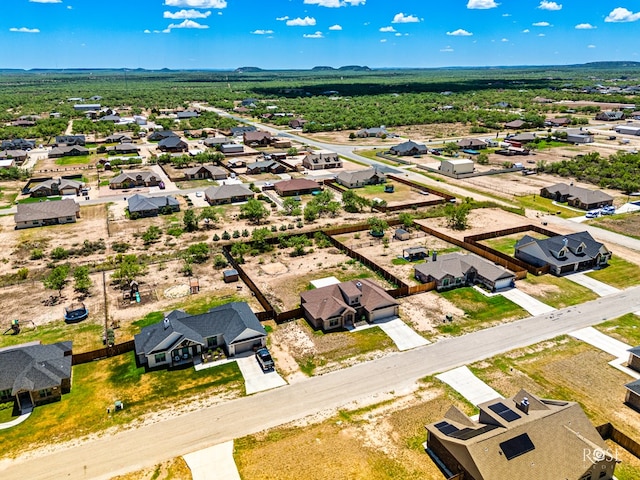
[[2, 0, 640, 70]]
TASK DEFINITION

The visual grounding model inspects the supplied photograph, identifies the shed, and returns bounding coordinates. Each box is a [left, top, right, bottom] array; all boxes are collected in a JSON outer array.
[[403, 246, 428, 261], [223, 269, 239, 283], [440, 159, 474, 175], [394, 228, 411, 241]]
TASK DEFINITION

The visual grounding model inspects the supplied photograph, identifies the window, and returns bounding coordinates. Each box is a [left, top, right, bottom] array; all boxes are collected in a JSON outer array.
[[207, 337, 218, 348], [154, 353, 166, 364], [39, 388, 52, 398], [599, 472, 607, 479], [0, 388, 11, 399], [329, 318, 340, 328], [442, 278, 450, 286]]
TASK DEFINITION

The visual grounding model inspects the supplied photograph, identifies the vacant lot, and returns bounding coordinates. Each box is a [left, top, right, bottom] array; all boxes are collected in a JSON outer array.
[[596, 313, 640, 346], [591, 214, 640, 240], [518, 274, 599, 309], [586, 257, 640, 289]]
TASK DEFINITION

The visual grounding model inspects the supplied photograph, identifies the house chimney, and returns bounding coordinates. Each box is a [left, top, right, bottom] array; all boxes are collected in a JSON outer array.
[[516, 397, 530, 414], [163, 317, 171, 330], [562, 238, 568, 247], [432, 251, 438, 262], [355, 281, 363, 291]]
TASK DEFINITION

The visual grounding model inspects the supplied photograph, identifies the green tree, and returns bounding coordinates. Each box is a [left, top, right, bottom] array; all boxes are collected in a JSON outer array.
[[44, 264, 70, 298], [199, 206, 220, 227], [342, 190, 371, 213], [398, 212, 414, 229], [251, 227, 273, 253], [142, 225, 162, 244], [476, 152, 489, 165], [231, 242, 249, 263], [282, 197, 302, 216], [240, 198, 270, 224], [443, 142, 460, 156], [303, 203, 319, 222], [73, 266, 93, 294], [185, 242, 210, 263], [445, 202, 471, 230], [111, 255, 145, 285], [183, 209, 198, 232], [368, 217, 388, 236]]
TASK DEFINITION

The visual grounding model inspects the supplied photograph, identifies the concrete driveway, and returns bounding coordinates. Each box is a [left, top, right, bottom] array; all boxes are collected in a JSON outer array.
[[500, 288, 556, 316], [183, 441, 240, 480], [187, 192, 209, 208], [235, 354, 287, 395], [570, 326, 631, 360], [564, 272, 620, 297], [436, 366, 502, 406], [374, 316, 430, 351]]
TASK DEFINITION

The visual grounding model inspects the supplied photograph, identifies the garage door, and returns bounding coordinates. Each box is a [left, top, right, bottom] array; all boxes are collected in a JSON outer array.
[[494, 278, 513, 291], [231, 339, 264, 356], [370, 306, 398, 322]]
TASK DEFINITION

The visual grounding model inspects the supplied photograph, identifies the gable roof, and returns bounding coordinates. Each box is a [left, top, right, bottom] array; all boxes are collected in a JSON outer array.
[[0, 342, 72, 395], [127, 194, 179, 213], [204, 183, 253, 201], [183, 165, 227, 177], [15, 198, 79, 223], [390, 140, 427, 154], [415, 252, 514, 283], [542, 183, 612, 205], [109, 171, 157, 185], [134, 302, 266, 355], [515, 231, 608, 268], [158, 136, 187, 149], [457, 138, 487, 148], [274, 178, 321, 193], [29, 178, 83, 194], [148, 130, 178, 140], [49, 145, 89, 156], [336, 167, 385, 185]]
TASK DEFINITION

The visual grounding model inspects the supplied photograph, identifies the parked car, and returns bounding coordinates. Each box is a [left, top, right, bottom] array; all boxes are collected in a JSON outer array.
[[255, 347, 275, 371], [158, 181, 165, 189], [601, 206, 615, 215], [195, 191, 203, 197], [585, 209, 600, 219]]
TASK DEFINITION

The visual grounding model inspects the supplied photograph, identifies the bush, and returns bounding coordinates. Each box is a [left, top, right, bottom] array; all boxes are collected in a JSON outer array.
[[16, 267, 28, 280], [111, 241, 130, 253], [30, 249, 44, 260], [221, 231, 231, 240], [212, 233, 220, 242], [51, 247, 70, 260]]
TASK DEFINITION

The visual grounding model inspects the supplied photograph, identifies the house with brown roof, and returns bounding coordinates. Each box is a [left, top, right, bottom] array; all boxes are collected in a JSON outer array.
[[457, 138, 487, 150], [414, 252, 515, 292], [246, 160, 287, 175], [204, 184, 254, 205], [302, 150, 342, 171], [274, 178, 321, 197], [15, 198, 80, 229], [540, 183, 613, 211], [109, 171, 160, 189], [183, 165, 228, 180], [300, 279, 399, 331], [29, 177, 84, 197], [504, 119, 527, 129], [289, 118, 307, 129], [243, 131, 272, 147], [426, 389, 617, 480], [544, 117, 571, 127], [0, 149, 28, 163], [336, 168, 386, 188]]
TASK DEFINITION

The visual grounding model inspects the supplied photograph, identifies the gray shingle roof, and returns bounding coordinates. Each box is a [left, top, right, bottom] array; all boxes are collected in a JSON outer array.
[[127, 194, 179, 213], [15, 198, 79, 223], [626, 379, 640, 395], [515, 231, 607, 269], [204, 184, 253, 201], [414, 252, 514, 283]]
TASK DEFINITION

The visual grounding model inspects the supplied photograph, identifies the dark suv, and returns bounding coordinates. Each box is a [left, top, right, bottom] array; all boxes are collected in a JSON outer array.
[[255, 347, 275, 371]]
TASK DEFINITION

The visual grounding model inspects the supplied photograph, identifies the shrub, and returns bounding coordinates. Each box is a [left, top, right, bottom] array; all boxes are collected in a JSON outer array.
[[212, 233, 220, 242], [30, 249, 44, 260], [221, 231, 231, 240], [51, 247, 70, 260], [17, 268, 28, 280], [111, 241, 130, 253]]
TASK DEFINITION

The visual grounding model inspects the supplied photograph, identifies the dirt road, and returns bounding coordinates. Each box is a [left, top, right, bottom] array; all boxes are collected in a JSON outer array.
[[3, 287, 640, 479]]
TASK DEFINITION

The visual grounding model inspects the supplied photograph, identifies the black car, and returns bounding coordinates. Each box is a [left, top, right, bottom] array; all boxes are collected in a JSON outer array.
[[255, 347, 275, 371]]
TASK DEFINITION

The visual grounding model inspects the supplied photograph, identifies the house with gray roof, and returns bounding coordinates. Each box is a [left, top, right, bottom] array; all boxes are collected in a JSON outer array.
[[48, 145, 89, 159], [183, 165, 228, 180], [0, 341, 73, 414], [336, 168, 386, 188], [1, 139, 35, 151], [246, 160, 286, 175], [158, 136, 188, 152], [426, 389, 617, 480], [127, 194, 179, 218], [204, 183, 254, 205], [0, 149, 28, 163], [177, 110, 199, 119], [134, 302, 267, 369], [148, 130, 178, 141], [414, 252, 515, 292], [457, 138, 487, 150], [389, 140, 427, 156], [15, 198, 80, 229], [540, 183, 613, 211], [106, 143, 139, 155], [29, 177, 84, 197], [109, 171, 160, 189], [626, 346, 640, 373], [355, 126, 394, 138], [625, 379, 640, 412], [203, 136, 228, 148], [55, 135, 86, 146], [104, 133, 132, 144], [596, 111, 625, 121], [514, 231, 611, 275]]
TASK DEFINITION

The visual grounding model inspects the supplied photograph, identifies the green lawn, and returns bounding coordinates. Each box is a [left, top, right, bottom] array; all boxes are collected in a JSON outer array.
[[0, 320, 103, 352], [0, 351, 244, 457], [482, 232, 548, 256], [54, 155, 93, 165], [531, 140, 566, 150], [586, 257, 640, 289], [0, 401, 14, 423], [438, 287, 528, 335], [17, 196, 62, 204], [521, 274, 598, 308], [596, 313, 640, 346], [515, 195, 579, 218]]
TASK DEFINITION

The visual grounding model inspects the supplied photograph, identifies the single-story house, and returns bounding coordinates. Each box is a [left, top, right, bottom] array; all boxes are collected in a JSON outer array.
[[15, 198, 80, 229], [127, 194, 180, 217], [440, 159, 474, 175], [271, 138, 292, 149], [302, 151, 342, 170], [227, 158, 246, 168], [540, 183, 613, 210], [158, 136, 188, 152], [221, 144, 244, 155], [204, 184, 254, 205], [355, 126, 393, 138], [73, 103, 101, 111], [0, 149, 28, 163], [301, 279, 399, 331], [177, 110, 199, 119], [99, 114, 121, 123], [415, 252, 515, 291], [596, 111, 625, 121], [274, 178, 321, 197], [426, 389, 617, 480], [183, 165, 228, 180], [203, 137, 228, 148], [336, 167, 386, 188], [457, 138, 487, 150], [625, 379, 640, 412], [104, 133, 132, 143], [566, 129, 594, 144], [48, 145, 89, 158], [243, 131, 272, 146], [246, 160, 286, 175], [389, 140, 428, 156], [627, 346, 640, 373], [148, 130, 178, 141], [29, 178, 83, 197], [505, 132, 537, 144], [230, 126, 256, 137], [504, 119, 527, 129], [289, 118, 307, 129], [0, 341, 73, 414], [55, 135, 86, 146], [544, 117, 571, 127], [515, 231, 611, 275], [134, 302, 267, 368], [109, 171, 160, 189], [107, 143, 140, 155], [1, 139, 35, 151]]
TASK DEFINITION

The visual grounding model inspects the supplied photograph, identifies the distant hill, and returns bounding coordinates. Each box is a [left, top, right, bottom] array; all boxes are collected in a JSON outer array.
[[311, 66, 335, 71], [338, 65, 371, 71], [234, 66, 263, 73], [577, 61, 640, 69]]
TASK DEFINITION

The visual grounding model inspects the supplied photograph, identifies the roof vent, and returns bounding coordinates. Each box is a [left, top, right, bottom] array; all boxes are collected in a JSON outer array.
[[516, 397, 530, 414], [163, 317, 171, 330], [355, 281, 363, 290]]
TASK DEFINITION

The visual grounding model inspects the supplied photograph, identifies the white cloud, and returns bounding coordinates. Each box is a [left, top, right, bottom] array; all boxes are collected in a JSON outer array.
[[144, 29, 151, 34], [532, 21, 550, 26], [379, 26, 396, 32], [538, 1, 561, 11], [303, 0, 365, 7], [380, 38, 387, 43], [502, 13, 511, 17], [447, 29, 472, 36], [164, 0, 226, 8], [440, 46, 454, 52], [276, 16, 289, 21], [10, 27, 41, 33], [29, 0, 61, 3], [522, 28, 530, 33], [501, 38, 509, 42], [286, 16, 316, 26], [575, 23, 595, 29], [588, 44, 596, 48], [251, 29, 274, 35], [303, 31, 324, 38], [467, 0, 499, 9], [329, 24, 342, 30], [538, 33, 545, 37], [392, 12, 419, 23], [164, 9, 211, 19], [605, 7, 640, 23], [166, 19, 209, 30], [67, 5, 72, 9]]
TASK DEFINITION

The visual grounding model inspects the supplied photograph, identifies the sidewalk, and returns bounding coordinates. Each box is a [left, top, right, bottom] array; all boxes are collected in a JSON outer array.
[[183, 441, 241, 480]]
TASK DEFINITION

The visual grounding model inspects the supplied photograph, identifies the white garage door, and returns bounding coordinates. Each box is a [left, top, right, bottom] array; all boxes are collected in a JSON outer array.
[[370, 306, 398, 322], [495, 278, 514, 291]]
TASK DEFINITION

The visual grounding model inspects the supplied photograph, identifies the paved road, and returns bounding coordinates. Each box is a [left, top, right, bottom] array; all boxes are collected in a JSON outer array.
[[3, 286, 640, 479], [543, 214, 640, 252]]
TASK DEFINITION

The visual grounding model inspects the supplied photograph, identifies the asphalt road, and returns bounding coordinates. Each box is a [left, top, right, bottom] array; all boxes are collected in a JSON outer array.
[[3, 286, 640, 479]]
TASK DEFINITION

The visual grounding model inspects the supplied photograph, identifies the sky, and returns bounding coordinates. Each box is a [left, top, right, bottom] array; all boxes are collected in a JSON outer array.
[[2, 0, 640, 70]]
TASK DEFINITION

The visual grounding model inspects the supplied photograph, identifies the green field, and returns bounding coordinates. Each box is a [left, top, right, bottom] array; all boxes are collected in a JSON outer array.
[[515, 194, 580, 218], [596, 313, 640, 345], [586, 257, 640, 289], [54, 155, 93, 165], [521, 274, 598, 308]]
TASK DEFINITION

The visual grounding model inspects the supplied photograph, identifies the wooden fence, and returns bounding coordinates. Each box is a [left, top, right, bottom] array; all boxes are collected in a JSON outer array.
[[598, 423, 640, 459], [72, 339, 135, 365]]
